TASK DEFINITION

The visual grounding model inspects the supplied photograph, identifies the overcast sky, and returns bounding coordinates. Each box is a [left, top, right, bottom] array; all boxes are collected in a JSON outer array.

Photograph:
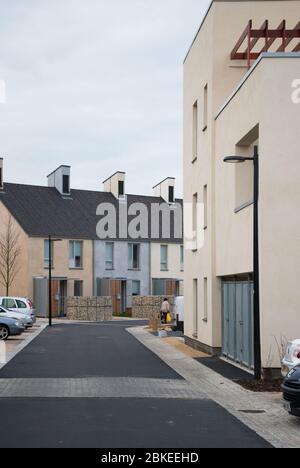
[[0, 0, 211, 197]]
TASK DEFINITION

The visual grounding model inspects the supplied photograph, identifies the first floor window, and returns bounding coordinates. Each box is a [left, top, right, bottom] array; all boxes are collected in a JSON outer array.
[[193, 279, 198, 337], [132, 280, 141, 296], [69, 241, 83, 268], [44, 239, 54, 269], [160, 245, 168, 271], [74, 280, 83, 297], [105, 242, 114, 270], [180, 245, 184, 271], [128, 243, 140, 269], [152, 279, 166, 296]]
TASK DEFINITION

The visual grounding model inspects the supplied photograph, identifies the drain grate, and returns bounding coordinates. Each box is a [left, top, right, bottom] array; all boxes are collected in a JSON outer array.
[[238, 409, 266, 414]]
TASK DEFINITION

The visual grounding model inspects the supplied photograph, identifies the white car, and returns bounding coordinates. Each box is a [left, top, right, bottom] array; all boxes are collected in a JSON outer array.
[[282, 339, 300, 377], [173, 296, 184, 332], [0, 297, 36, 324], [0, 306, 32, 329]]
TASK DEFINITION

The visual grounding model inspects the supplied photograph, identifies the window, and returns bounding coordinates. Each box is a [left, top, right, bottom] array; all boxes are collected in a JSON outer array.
[[193, 279, 198, 337], [160, 245, 168, 271], [105, 242, 114, 270], [203, 185, 208, 230], [132, 280, 141, 296], [192, 101, 198, 161], [203, 278, 208, 322], [69, 241, 83, 268], [128, 243, 140, 269], [193, 193, 198, 250], [203, 84, 208, 131], [235, 143, 255, 210], [44, 240, 54, 269], [118, 180, 124, 197], [63, 174, 70, 194], [2, 298, 16, 309], [180, 245, 184, 271], [152, 279, 166, 296], [74, 280, 83, 297], [16, 300, 27, 308], [168, 186, 175, 203]]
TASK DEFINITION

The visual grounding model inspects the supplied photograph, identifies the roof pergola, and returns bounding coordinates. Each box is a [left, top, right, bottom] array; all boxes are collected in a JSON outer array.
[[231, 20, 300, 68]]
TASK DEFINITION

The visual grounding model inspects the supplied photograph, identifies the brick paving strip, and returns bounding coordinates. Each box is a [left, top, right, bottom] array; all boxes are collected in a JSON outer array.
[[127, 327, 300, 449], [0, 377, 205, 400]]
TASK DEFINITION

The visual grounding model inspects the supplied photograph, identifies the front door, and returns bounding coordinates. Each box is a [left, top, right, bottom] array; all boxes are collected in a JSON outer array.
[[50, 280, 60, 318], [166, 280, 178, 296], [111, 279, 122, 315], [59, 280, 67, 317]]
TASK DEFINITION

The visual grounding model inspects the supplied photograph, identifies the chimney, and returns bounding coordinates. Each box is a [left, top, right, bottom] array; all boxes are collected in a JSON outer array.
[[153, 177, 175, 204], [103, 171, 126, 199], [0, 158, 3, 190], [47, 165, 71, 196]]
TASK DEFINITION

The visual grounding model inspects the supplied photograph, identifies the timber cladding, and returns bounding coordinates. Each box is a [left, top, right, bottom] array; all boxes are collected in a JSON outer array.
[[66, 296, 112, 322], [132, 295, 175, 319]]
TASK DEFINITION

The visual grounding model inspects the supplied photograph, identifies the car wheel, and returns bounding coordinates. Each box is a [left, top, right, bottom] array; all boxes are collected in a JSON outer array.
[[0, 325, 9, 340]]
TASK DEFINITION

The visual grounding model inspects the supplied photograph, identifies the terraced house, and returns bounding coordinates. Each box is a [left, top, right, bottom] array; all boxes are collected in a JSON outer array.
[[0, 162, 183, 316], [183, 0, 300, 377]]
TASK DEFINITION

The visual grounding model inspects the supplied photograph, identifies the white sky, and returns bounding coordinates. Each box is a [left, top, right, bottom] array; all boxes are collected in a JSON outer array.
[[0, 0, 211, 197]]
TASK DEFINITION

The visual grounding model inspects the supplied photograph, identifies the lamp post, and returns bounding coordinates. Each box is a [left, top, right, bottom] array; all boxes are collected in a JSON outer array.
[[48, 236, 62, 327], [223, 146, 261, 380]]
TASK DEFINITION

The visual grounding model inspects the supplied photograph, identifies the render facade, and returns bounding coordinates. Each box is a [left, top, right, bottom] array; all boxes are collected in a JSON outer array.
[[183, 0, 300, 375]]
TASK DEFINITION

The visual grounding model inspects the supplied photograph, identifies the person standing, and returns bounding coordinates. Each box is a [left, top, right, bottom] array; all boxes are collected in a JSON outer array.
[[160, 298, 170, 324]]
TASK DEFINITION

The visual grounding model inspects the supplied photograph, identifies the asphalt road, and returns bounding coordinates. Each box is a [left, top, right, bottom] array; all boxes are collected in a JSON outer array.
[[0, 322, 272, 448]]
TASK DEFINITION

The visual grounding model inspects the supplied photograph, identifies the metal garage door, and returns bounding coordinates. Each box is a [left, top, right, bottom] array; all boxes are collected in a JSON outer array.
[[33, 277, 48, 318], [222, 281, 254, 369]]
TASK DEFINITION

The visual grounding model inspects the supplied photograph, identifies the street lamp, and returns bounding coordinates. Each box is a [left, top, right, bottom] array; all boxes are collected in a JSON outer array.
[[48, 235, 62, 327], [224, 146, 261, 380]]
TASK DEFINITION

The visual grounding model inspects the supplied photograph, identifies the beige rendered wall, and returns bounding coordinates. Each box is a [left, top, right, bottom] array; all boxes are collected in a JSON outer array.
[[183, 2, 216, 348], [183, 0, 300, 352], [151, 243, 184, 281], [27, 237, 94, 299], [0, 202, 29, 297], [259, 58, 300, 368], [215, 56, 300, 368]]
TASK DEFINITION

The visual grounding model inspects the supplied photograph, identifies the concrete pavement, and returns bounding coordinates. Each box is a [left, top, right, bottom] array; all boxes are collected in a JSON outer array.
[[128, 327, 300, 449], [0, 321, 272, 448]]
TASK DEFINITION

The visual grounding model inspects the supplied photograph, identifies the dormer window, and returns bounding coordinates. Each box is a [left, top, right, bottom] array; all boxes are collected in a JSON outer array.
[[118, 180, 124, 197], [168, 186, 175, 203], [103, 171, 126, 199], [47, 165, 71, 196], [63, 174, 70, 194]]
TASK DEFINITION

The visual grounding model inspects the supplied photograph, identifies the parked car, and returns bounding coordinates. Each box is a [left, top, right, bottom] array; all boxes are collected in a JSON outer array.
[[0, 297, 36, 323], [281, 339, 300, 377], [0, 316, 24, 340], [0, 306, 33, 329], [282, 365, 300, 417], [173, 296, 184, 332]]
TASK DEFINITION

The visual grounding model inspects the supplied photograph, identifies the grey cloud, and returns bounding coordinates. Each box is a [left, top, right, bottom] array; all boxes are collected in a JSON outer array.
[[0, 0, 211, 195]]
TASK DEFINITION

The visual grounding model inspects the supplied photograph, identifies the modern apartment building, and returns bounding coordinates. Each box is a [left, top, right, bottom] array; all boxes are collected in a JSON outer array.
[[0, 162, 183, 316], [183, 0, 300, 377]]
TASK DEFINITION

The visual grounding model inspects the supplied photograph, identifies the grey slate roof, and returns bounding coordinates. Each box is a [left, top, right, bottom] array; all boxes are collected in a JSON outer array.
[[0, 183, 183, 243]]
